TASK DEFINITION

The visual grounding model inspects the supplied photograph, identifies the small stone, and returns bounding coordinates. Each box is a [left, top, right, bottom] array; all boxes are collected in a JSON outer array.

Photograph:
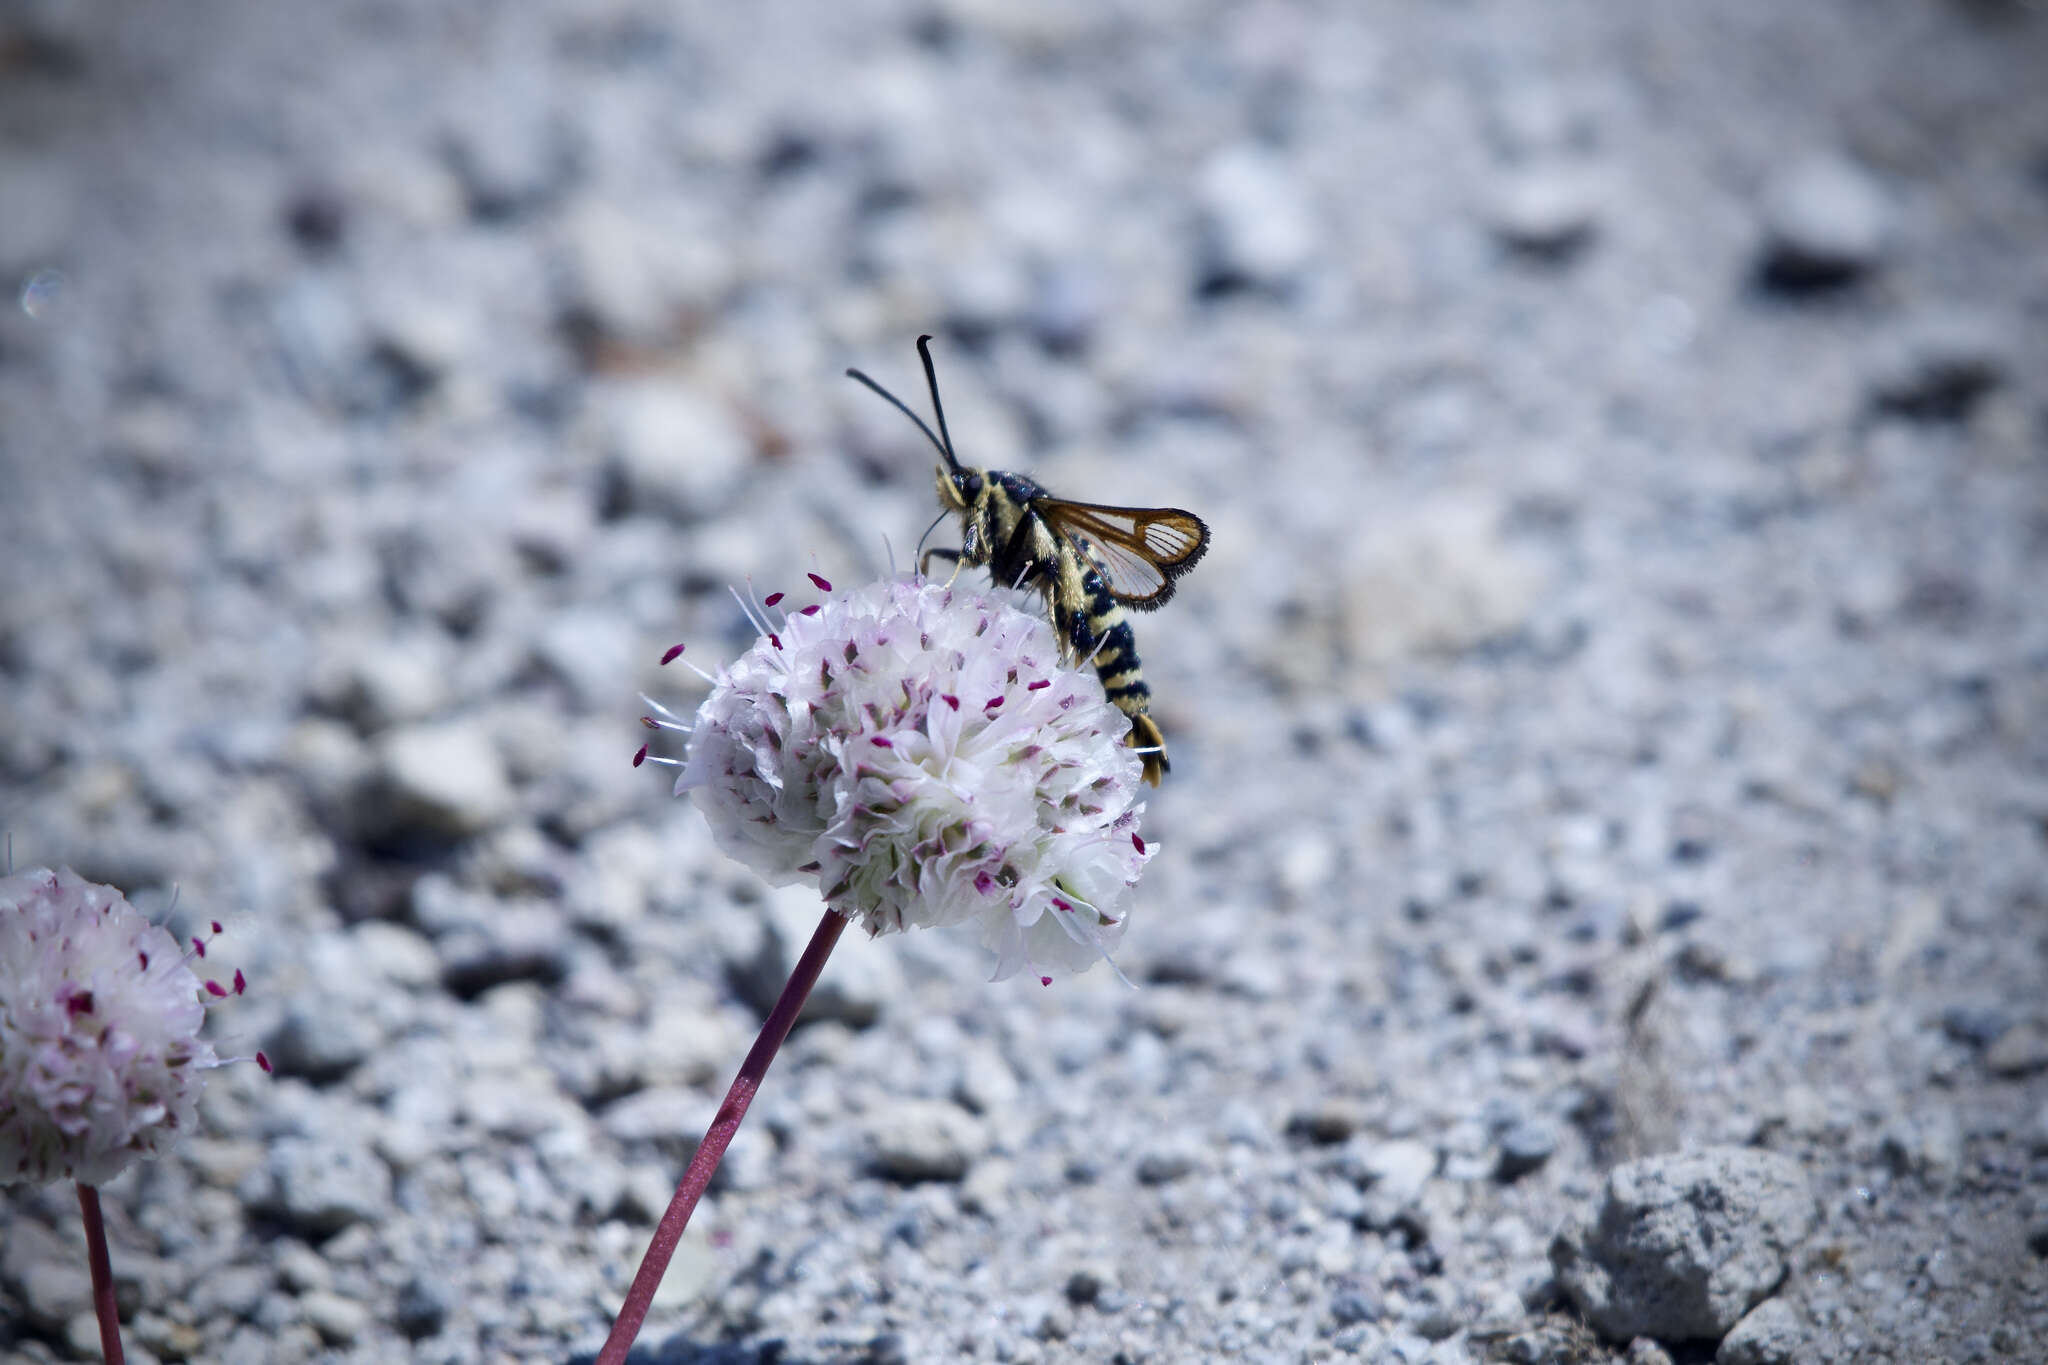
[[366, 720, 516, 841], [275, 1242, 332, 1294], [259, 1135, 396, 1237], [1289, 1099, 1370, 1144], [396, 1275, 451, 1340], [13, 1259, 92, 1333], [595, 379, 751, 523], [1134, 1137, 1202, 1186], [299, 1290, 370, 1346], [1879, 1112, 1962, 1185], [1195, 144, 1318, 294], [1626, 1339, 1676, 1365], [1332, 1290, 1382, 1326], [1497, 1120, 1559, 1181], [1550, 1147, 1817, 1341], [1064, 1262, 1117, 1306], [1488, 166, 1601, 259], [308, 632, 451, 734], [1716, 1298, 1805, 1365], [264, 1001, 380, 1083], [1471, 1285, 1525, 1336], [1868, 314, 2009, 422], [1986, 1021, 2048, 1077], [1939, 1004, 2011, 1049], [1758, 154, 1895, 289], [864, 1099, 987, 1182]]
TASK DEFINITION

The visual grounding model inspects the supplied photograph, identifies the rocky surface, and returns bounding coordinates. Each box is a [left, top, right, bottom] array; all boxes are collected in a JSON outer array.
[[2, 2, 2046, 1363]]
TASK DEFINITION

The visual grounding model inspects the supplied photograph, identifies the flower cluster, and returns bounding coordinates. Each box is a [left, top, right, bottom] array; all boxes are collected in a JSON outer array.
[[653, 575, 1154, 980], [0, 867, 249, 1187]]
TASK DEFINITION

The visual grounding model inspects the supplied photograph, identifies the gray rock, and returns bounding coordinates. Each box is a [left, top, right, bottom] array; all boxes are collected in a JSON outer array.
[[1986, 1021, 2048, 1077], [365, 720, 516, 841], [595, 379, 751, 523], [1355, 1139, 1438, 1228], [1196, 145, 1318, 292], [1716, 1298, 1804, 1365], [263, 1000, 381, 1083], [1497, 1120, 1560, 1181], [1758, 154, 1894, 288], [1939, 1003, 2012, 1050], [4, 1228, 92, 1332], [308, 632, 452, 734], [1868, 315, 2009, 422], [864, 1099, 988, 1182], [1550, 1148, 1817, 1341], [260, 1135, 396, 1237], [1133, 1135, 1203, 1186], [298, 1290, 371, 1347], [396, 1274, 451, 1341], [1488, 167, 1601, 259]]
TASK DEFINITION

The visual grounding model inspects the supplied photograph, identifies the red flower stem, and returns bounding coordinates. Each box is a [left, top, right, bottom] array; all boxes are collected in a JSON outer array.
[[75, 1183, 125, 1365], [595, 907, 848, 1365]]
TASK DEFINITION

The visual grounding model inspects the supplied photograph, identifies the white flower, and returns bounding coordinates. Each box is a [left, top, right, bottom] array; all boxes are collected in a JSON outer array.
[[0, 867, 238, 1186], [663, 575, 1154, 980]]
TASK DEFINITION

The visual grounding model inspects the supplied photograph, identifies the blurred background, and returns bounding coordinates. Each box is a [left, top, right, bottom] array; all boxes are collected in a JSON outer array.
[[2, 1, 2045, 1362]]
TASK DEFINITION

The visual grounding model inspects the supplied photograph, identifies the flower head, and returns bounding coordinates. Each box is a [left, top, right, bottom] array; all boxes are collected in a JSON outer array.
[[664, 575, 1154, 980], [0, 867, 245, 1187]]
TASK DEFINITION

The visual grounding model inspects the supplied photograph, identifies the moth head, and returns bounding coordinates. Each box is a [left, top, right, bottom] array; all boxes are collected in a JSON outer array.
[[935, 463, 983, 513]]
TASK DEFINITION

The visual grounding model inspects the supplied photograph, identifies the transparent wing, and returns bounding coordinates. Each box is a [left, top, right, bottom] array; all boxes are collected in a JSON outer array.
[[1040, 500, 1210, 609]]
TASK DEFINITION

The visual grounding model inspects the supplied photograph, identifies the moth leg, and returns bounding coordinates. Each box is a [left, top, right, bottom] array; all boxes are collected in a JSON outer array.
[[919, 546, 965, 587]]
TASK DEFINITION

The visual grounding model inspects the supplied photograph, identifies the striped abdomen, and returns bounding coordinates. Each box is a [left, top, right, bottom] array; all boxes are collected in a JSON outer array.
[[1053, 550, 1168, 786]]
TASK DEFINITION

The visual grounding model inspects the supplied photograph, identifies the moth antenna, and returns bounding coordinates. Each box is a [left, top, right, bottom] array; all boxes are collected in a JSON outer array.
[[846, 364, 958, 472], [914, 334, 960, 472]]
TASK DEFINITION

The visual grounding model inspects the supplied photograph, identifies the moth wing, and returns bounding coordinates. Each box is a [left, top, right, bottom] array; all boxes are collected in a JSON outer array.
[[1041, 501, 1210, 609]]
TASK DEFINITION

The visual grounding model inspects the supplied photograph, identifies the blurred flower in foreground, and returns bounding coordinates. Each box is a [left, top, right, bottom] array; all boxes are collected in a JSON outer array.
[[655, 574, 1154, 980], [0, 866, 257, 1188]]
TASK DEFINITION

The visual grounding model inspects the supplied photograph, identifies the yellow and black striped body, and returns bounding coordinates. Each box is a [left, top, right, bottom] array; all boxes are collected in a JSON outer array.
[[934, 467, 1170, 784]]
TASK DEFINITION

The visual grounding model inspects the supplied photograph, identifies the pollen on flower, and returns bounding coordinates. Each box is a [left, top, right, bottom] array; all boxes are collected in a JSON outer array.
[[658, 575, 1156, 981], [0, 867, 254, 1188]]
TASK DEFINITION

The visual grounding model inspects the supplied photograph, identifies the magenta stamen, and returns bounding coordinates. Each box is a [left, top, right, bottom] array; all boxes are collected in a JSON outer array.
[[1028, 679, 1051, 690], [632, 745, 649, 768], [808, 572, 831, 591], [661, 643, 686, 665], [137, 951, 149, 971], [768, 633, 782, 650], [66, 990, 94, 1018], [205, 980, 227, 998], [1040, 976, 1053, 986], [257, 1052, 273, 1073], [1132, 833, 1146, 854], [191, 938, 205, 958], [641, 716, 660, 729], [800, 604, 821, 616], [942, 694, 960, 710], [233, 968, 246, 996], [986, 697, 1004, 709], [1052, 898, 1072, 912], [764, 591, 785, 607], [870, 737, 893, 748]]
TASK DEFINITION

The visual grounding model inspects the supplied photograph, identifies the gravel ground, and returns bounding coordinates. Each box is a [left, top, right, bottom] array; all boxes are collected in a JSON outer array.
[[3, 2, 2046, 1363]]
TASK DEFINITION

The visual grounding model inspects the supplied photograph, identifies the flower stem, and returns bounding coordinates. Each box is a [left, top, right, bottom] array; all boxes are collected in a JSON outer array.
[[595, 907, 849, 1365], [75, 1183, 125, 1365]]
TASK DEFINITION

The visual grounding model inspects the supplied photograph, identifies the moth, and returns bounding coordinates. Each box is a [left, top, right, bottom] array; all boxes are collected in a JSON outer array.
[[846, 335, 1209, 785]]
